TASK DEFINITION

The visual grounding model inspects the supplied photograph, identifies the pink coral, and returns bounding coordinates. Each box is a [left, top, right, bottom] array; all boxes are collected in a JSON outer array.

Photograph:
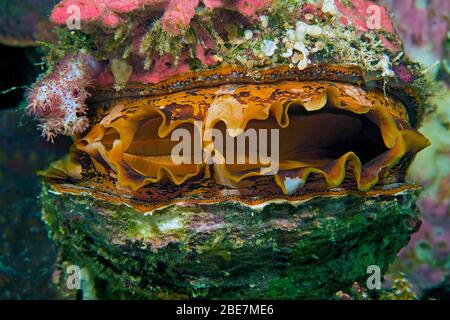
[[97, 48, 214, 86], [335, 0, 394, 33], [382, 0, 450, 57], [195, 44, 217, 66], [97, 19, 219, 86], [130, 53, 191, 83], [51, 0, 270, 34], [26, 53, 101, 142], [393, 64, 414, 83], [98, 36, 217, 86], [162, 0, 200, 35]]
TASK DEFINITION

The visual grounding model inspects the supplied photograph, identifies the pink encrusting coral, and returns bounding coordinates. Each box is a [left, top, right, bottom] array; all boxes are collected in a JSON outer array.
[[161, 0, 200, 35], [97, 18, 219, 86], [393, 64, 414, 84], [51, 0, 167, 29], [51, 0, 270, 34], [334, 0, 394, 33], [30, 0, 420, 143], [26, 53, 102, 142], [129, 53, 191, 84]]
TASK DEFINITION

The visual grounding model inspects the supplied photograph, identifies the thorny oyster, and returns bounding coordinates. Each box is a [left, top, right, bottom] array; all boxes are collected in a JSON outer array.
[[32, 0, 433, 299]]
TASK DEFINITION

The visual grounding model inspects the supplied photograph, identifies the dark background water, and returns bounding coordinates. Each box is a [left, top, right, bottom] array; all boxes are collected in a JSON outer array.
[[0, 44, 71, 299]]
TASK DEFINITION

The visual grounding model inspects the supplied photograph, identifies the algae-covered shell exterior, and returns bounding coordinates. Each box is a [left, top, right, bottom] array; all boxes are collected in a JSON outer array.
[[44, 64, 429, 211]]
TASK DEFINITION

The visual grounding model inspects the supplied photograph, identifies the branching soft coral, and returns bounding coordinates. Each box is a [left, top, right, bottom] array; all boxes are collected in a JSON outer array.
[[26, 53, 101, 142], [51, 0, 271, 34], [203, 0, 272, 17]]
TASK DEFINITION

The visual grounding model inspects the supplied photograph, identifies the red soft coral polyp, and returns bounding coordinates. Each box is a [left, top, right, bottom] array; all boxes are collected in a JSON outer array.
[[26, 54, 100, 142]]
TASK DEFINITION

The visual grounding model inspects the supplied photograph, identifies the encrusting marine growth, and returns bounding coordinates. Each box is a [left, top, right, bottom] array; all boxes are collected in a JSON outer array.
[[26, 53, 101, 142], [28, 0, 434, 299]]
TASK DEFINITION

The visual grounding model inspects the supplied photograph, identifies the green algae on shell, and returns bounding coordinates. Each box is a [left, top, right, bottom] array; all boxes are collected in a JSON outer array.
[[40, 183, 421, 299]]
